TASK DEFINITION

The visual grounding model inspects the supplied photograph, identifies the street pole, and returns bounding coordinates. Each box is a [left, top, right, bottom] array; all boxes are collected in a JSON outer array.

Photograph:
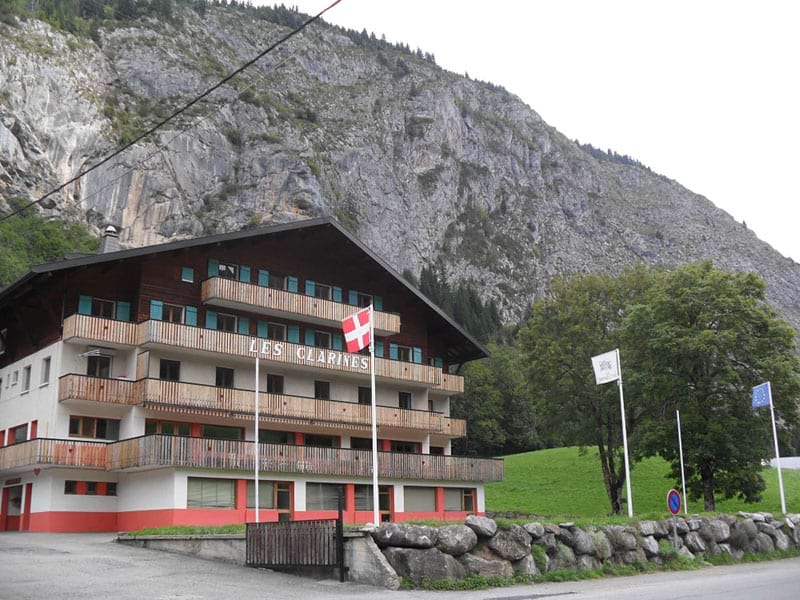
[[676, 409, 688, 515], [768, 382, 787, 514], [616, 349, 634, 518], [369, 304, 380, 526], [254, 354, 260, 524]]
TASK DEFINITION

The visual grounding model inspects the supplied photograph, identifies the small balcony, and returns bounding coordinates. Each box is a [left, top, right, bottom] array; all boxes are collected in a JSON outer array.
[[107, 435, 504, 482], [58, 374, 139, 406], [0, 438, 109, 474], [63, 314, 137, 347], [202, 277, 401, 336]]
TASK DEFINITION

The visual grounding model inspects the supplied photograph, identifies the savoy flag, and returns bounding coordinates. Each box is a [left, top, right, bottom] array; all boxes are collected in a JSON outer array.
[[592, 350, 620, 385], [342, 306, 372, 353]]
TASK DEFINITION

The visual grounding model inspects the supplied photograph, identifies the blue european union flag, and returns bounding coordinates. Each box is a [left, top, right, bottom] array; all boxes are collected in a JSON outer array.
[[752, 382, 771, 408]]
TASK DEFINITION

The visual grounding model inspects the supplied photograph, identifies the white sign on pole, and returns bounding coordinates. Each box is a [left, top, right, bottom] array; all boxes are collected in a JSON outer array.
[[592, 350, 620, 385]]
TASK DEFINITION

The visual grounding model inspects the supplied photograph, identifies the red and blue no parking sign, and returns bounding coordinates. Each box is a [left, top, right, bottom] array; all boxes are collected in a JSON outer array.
[[667, 489, 682, 515]]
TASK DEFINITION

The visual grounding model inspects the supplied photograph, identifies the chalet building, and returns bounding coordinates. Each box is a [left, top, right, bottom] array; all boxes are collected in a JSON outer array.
[[0, 218, 502, 532]]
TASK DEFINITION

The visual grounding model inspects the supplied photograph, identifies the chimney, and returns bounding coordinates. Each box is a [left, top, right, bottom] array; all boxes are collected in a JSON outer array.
[[99, 225, 121, 254]]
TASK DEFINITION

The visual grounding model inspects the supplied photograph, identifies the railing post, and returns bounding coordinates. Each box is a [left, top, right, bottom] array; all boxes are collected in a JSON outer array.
[[337, 486, 345, 582]]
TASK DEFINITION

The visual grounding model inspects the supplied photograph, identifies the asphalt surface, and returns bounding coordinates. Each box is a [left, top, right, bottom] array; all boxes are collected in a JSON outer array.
[[0, 532, 797, 599]]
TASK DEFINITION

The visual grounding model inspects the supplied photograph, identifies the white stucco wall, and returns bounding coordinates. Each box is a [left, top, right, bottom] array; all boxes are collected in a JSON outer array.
[[0, 341, 61, 437]]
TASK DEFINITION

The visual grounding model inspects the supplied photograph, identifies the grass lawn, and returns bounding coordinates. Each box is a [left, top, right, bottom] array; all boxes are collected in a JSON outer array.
[[485, 446, 800, 520], [126, 524, 245, 537]]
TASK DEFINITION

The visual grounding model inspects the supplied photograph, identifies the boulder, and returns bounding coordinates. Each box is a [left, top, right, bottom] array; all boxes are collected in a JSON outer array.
[[673, 518, 690, 535], [686, 516, 707, 531], [533, 532, 557, 551], [704, 519, 730, 543], [773, 529, 791, 551], [549, 542, 576, 571], [684, 531, 706, 554], [719, 514, 738, 526], [465, 515, 497, 538], [718, 543, 744, 561], [487, 525, 531, 561], [555, 527, 575, 548], [382, 547, 465, 585], [602, 526, 638, 552], [640, 535, 659, 558], [436, 525, 478, 556], [524, 522, 545, 539], [571, 528, 596, 556], [544, 524, 562, 536], [576, 554, 601, 571], [677, 546, 695, 561], [372, 523, 438, 549], [619, 547, 647, 565], [729, 522, 755, 551], [459, 552, 513, 578], [511, 554, 539, 577], [637, 520, 658, 537], [589, 530, 613, 560], [753, 532, 775, 554]]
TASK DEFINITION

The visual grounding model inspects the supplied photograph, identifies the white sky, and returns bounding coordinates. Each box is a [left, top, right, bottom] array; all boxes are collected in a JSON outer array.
[[289, 0, 800, 260]]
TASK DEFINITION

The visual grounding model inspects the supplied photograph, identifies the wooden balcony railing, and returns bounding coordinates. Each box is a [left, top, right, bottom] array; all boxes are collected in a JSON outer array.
[[58, 374, 139, 406], [0, 438, 109, 472], [63, 314, 138, 347], [107, 435, 504, 482], [202, 277, 401, 335]]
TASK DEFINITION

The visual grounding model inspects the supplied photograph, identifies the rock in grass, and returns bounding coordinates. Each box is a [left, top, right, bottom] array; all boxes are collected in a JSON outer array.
[[435, 525, 478, 556], [487, 525, 531, 561], [511, 554, 539, 577], [458, 552, 514, 578], [372, 523, 438, 548], [524, 522, 545, 539], [465, 515, 497, 538]]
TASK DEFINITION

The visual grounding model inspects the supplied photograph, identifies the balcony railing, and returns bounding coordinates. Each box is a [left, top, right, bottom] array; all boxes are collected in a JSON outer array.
[[56, 374, 467, 437], [63, 314, 138, 346], [107, 435, 504, 482], [202, 277, 401, 335], [0, 438, 109, 472]]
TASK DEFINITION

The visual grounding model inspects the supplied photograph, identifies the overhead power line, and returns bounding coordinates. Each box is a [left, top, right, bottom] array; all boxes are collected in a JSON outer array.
[[0, 0, 343, 223]]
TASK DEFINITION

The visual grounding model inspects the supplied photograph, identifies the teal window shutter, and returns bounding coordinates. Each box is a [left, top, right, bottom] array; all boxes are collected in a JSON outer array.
[[305, 329, 315, 346], [208, 259, 219, 278], [348, 290, 358, 306], [185, 306, 198, 327], [389, 343, 398, 360], [375, 341, 384, 358], [305, 280, 315, 296], [78, 295, 93, 315], [181, 267, 194, 283], [206, 310, 217, 330], [287, 276, 298, 293], [434, 357, 443, 369], [238, 317, 250, 335], [374, 295, 383, 311], [332, 287, 342, 303], [150, 300, 163, 321], [258, 270, 270, 287], [287, 325, 300, 343], [332, 333, 343, 351], [239, 266, 251, 283], [257, 320, 268, 338], [115, 301, 130, 322], [413, 347, 423, 364]]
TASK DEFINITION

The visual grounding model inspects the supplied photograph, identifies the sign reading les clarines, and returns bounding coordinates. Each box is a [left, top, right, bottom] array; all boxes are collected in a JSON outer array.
[[247, 338, 370, 372]]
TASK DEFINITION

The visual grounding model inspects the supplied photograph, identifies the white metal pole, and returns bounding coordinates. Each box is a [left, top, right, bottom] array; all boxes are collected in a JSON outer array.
[[616, 349, 634, 518], [369, 304, 380, 525], [676, 409, 688, 515], [768, 381, 787, 514], [254, 354, 260, 524]]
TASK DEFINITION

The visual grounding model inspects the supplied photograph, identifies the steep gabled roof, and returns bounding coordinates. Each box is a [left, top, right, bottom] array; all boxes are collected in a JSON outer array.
[[0, 217, 488, 362]]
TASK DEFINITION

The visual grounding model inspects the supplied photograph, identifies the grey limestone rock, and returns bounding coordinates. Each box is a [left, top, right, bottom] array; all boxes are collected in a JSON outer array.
[[589, 530, 613, 560], [523, 522, 545, 539], [576, 554, 601, 571], [486, 525, 531, 561], [640, 535, 660, 558], [511, 554, 539, 577], [459, 552, 513, 578], [549, 542, 576, 571], [435, 525, 478, 556], [700, 519, 730, 543], [637, 520, 658, 537], [571, 528, 597, 556], [684, 531, 706, 554], [465, 515, 497, 538], [382, 547, 465, 585], [753, 532, 775, 553], [602, 526, 638, 552], [372, 523, 438, 549]]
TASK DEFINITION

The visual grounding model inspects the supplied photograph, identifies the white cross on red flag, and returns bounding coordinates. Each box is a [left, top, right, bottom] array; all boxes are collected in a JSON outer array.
[[342, 306, 372, 353]]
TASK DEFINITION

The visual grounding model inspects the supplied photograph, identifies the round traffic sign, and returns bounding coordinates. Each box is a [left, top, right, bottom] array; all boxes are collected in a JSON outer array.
[[667, 489, 681, 515]]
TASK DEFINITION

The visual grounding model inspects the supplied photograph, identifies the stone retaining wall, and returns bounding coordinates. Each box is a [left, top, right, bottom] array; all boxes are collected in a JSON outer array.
[[366, 512, 800, 588]]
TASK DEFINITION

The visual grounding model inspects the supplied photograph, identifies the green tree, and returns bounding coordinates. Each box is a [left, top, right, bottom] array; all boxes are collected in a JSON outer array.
[[625, 261, 800, 511], [519, 266, 656, 514]]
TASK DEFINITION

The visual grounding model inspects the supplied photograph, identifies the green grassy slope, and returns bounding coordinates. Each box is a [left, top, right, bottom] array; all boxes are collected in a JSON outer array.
[[485, 447, 800, 518]]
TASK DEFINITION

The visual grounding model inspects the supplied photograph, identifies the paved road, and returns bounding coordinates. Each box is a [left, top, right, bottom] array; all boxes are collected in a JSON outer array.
[[0, 533, 797, 599]]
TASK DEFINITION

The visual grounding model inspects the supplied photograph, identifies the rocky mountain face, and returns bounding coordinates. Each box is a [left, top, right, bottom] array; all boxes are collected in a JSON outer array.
[[2, 7, 799, 328]]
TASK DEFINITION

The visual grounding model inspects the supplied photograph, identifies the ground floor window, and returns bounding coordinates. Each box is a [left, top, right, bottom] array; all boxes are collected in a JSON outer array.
[[187, 477, 235, 508], [404, 486, 436, 512], [69, 416, 120, 440], [201, 424, 242, 440], [246, 480, 291, 511], [444, 488, 475, 512], [145, 420, 191, 436], [306, 483, 343, 510], [350, 437, 373, 450], [304, 434, 338, 448], [64, 480, 117, 496], [259, 429, 293, 444], [354, 484, 391, 512]]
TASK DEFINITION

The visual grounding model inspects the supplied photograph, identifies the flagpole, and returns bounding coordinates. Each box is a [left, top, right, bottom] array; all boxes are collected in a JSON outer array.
[[369, 304, 380, 525], [254, 354, 260, 524], [676, 409, 688, 515], [768, 382, 787, 514], [616, 349, 634, 518]]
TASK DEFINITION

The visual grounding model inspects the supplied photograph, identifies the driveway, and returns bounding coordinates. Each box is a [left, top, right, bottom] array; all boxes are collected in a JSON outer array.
[[1, 532, 798, 599]]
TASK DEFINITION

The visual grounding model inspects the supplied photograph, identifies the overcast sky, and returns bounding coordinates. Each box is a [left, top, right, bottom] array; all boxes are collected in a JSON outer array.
[[289, 0, 799, 260]]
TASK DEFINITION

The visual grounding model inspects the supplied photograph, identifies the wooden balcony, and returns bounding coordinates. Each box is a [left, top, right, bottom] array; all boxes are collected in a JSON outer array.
[[107, 435, 504, 482], [63, 314, 138, 347], [58, 374, 139, 406], [0, 438, 109, 474], [202, 277, 401, 336]]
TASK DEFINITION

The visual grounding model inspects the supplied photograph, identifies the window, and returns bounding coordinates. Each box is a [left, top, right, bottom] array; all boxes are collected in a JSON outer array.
[[0, 328, 6, 355], [181, 267, 194, 283], [40, 357, 51, 385], [246, 480, 275, 509], [162, 303, 184, 324], [356, 292, 372, 308], [86, 481, 98, 496], [266, 374, 284, 395], [428, 399, 434, 413], [350, 437, 373, 450], [445, 488, 475, 512], [404, 486, 436, 512], [87, 355, 111, 378], [314, 381, 330, 400], [314, 283, 332, 300], [267, 323, 286, 341], [91, 298, 115, 319], [107, 482, 117, 496], [358, 386, 371, 405], [429, 446, 445, 455], [201, 424, 242, 440], [314, 331, 331, 349], [187, 478, 235, 508], [306, 483, 343, 511], [355, 485, 391, 512], [9, 424, 27, 444], [217, 262, 238, 280], [396, 345, 412, 362], [159, 359, 181, 382], [21, 366, 31, 392], [399, 392, 412, 410], [12, 370, 18, 385], [304, 434, 338, 448], [269, 274, 286, 290], [145, 420, 190, 436], [217, 313, 237, 333], [215, 367, 234, 388], [68, 416, 120, 440], [64, 481, 77, 495], [259, 429, 293, 444], [391, 441, 419, 454]]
